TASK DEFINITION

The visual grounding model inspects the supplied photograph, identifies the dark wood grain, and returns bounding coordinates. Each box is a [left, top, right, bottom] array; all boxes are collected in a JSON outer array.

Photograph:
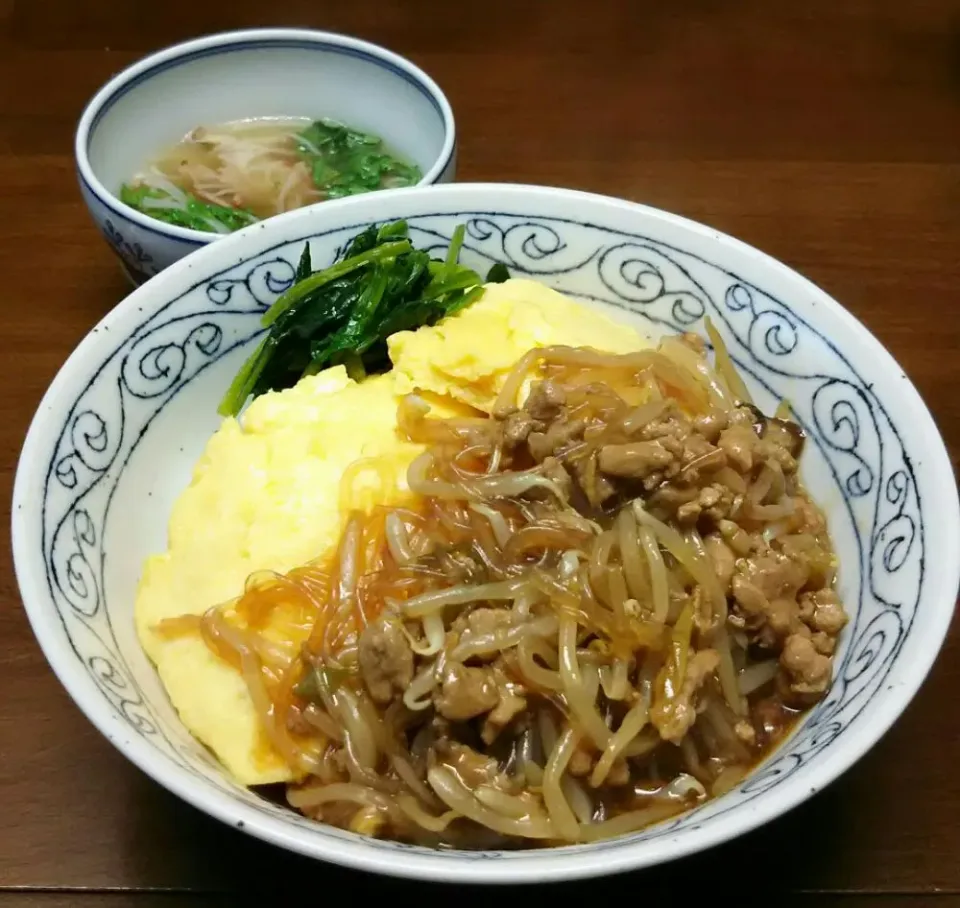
[[1, 0, 958, 899]]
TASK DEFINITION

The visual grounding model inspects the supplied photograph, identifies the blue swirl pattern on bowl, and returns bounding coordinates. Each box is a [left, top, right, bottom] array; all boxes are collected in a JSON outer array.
[[39, 211, 923, 860]]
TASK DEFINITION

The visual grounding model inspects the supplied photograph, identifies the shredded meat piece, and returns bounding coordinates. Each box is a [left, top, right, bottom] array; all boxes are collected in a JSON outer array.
[[649, 485, 698, 512], [525, 380, 566, 420], [705, 484, 737, 521], [801, 589, 848, 635], [588, 404, 747, 504], [450, 608, 516, 662], [503, 410, 540, 447], [285, 704, 314, 737], [676, 484, 734, 525], [434, 663, 499, 720], [810, 632, 837, 656], [598, 439, 676, 478], [729, 405, 765, 429], [436, 741, 514, 791], [640, 413, 688, 445], [484, 686, 527, 737], [677, 496, 703, 525], [679, 449, 727, 484], [438, 547, 485, 583], [693, 409, 728, 442], [792, 496, 828, 535], [358, 615, 414, 705], [764, 418, 805, 456], [738, 551, 808, 602], [726, 525, 846, 703], [653, 649, 720, 744], [703, 534, 736, 592], [730, 575, 764, 622], [504, 380, 573, 455], [528, 417, 586, 462], [461, 607, 515, 637], [718, 519, 755, 555], [680, 432, 721, 466], [760, 439, 798, 474], [573, 452, 617, 507], [481, 667, 528, 743], [540, 456, 574, 500], [779, 633, 832, 704], [766, 597, 800, 638], [730, 548, 811, 648], [717, 424, 758, 472]]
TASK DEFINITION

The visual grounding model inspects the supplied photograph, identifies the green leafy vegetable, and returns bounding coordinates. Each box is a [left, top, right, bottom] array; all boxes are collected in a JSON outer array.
[[445, 224, 467, 268], [119, 183, 257, 233], [293, 664, 349, 700], [295, 119, 422, 199], [293, 243, 312, 282], [261, 236, 413, 328], [486, 262, 511, 284], [218, 221, 512, 417]]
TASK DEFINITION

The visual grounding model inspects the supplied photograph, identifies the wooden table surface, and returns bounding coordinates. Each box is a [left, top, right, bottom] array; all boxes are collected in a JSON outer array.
[[2, 0, 959, 905]]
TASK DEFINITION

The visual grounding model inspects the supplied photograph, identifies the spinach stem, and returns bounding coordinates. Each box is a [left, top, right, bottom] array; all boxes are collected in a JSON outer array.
[[261, 240, 412, 327]]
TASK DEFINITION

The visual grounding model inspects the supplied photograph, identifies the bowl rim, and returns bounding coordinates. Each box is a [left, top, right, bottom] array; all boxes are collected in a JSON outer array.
[[13, 182, 960, 883], [74, 27, 457, 245]]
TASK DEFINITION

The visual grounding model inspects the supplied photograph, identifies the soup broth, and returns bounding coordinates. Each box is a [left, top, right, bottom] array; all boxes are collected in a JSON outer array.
[[120, 117, 422, 234]]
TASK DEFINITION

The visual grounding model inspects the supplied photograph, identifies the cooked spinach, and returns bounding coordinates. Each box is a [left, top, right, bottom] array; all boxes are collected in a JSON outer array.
[[218, 221, 511, 417], [295, 119, 422, 199], [119, 183, 257, 233]]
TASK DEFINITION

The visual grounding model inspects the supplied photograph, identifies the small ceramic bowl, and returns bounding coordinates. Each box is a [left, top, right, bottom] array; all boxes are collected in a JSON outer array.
[[13, 183, 959, 883], [75, 28, 456, 284]]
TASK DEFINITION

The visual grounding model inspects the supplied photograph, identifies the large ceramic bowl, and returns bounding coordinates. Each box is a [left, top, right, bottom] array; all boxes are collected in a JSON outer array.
[[75, 28, 456, 284], [13, 184, 958, 884]]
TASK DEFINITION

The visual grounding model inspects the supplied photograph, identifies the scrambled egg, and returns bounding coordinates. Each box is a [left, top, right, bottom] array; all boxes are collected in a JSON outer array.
[[135, 279, 650, 785], [390, 279, 648, 412]]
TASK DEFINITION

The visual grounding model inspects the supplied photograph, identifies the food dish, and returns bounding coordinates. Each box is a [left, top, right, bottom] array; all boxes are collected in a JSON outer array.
[[138, 226, 848, 848], [136, 270, 647, 789], [121, 118, 422, 233], [14, 184, 958, 882], [75, 28, 455, 282]]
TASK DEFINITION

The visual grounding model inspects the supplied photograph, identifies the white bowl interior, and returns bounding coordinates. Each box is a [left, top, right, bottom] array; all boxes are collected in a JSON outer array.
[[87, 41, 449, 196], [14, 185, 958, 883]]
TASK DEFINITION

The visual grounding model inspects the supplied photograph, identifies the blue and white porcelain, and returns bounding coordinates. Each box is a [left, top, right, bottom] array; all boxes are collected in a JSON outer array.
[[13, 184, 959, 883], [75, 28, 457, 284]]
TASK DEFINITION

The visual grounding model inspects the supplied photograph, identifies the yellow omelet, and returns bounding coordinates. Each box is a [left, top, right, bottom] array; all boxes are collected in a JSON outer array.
[[135, 280, 650, 785], [389, 278, 649, 412]]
